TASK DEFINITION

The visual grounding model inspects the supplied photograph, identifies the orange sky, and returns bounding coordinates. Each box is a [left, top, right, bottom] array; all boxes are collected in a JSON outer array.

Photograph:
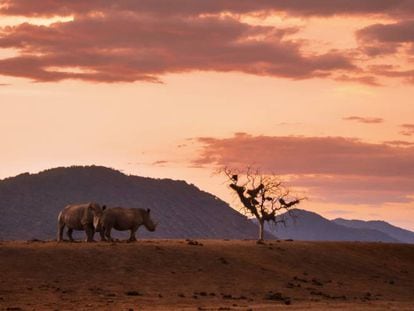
[[1, 1, 414, 230]]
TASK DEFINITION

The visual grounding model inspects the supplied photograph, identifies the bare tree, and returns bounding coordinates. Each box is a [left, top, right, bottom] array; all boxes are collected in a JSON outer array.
[[220, 167, 304, 243]]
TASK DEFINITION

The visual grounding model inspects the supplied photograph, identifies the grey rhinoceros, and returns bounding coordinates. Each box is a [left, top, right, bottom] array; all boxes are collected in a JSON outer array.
[[57, 202, 106, 242], [91, 207, 158, 242]]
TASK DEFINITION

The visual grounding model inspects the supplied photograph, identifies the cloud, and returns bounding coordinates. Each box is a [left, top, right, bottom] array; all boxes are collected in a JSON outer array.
[[384, 140, 414, 147], [342, 116, 384, 124], [193, 133, 414, 204], [0, 11, 357, 83], [385, 69, 414, 83], [152, 160, 169, 166], [1, 1, 413, 84], [335, 74, 381, 86], [357, 20, 414, 44], [400, 124, 414, 136], [290, 174, 414, 204], [369, 65, 414, 84], [357, 20, 414, 59], [355, 20, 414, 83], [1, 0, 414, 18]]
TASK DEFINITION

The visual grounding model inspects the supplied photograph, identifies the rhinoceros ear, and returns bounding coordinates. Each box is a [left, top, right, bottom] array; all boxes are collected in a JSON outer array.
[[88, 203, 93, 209], [102, 205, 107, 211], [147, 208, 151, 214]]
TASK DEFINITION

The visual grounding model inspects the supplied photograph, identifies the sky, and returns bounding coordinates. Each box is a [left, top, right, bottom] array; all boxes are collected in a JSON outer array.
[[1, 0, 414, 230]]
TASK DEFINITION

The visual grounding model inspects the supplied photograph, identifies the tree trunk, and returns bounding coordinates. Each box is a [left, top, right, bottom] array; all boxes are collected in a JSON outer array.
[[258, 218, 265, 243]]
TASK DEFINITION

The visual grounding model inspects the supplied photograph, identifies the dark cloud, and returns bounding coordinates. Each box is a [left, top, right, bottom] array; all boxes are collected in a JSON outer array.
[[193, 133, 414, 204], [1, 0, 414, 18], [357, 20, 414, 44], [343, 116, 384, 124], [357, 20, 414, 60], [360, 43, 400, 57]]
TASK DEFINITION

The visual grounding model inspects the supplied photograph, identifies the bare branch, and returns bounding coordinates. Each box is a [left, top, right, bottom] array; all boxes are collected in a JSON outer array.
[[219, 167, 305, 241]]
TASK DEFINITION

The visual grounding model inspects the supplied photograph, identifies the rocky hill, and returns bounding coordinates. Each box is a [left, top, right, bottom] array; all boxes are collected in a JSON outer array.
[[0, 166, 259, 240]]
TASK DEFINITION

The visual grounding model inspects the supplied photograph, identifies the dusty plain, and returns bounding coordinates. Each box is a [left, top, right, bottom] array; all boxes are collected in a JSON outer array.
[[0, 240, 413, 310]]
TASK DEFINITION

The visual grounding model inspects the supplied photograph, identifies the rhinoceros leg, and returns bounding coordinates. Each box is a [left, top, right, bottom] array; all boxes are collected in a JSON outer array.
[[84, 225, 95, 242], [104, 226, 114, 242], [99, 228, 107, 242], [67, 228, 74, 242], [57, 223, 65, 242], [57, 212, 65, 242], [128, 226, 139, 242]]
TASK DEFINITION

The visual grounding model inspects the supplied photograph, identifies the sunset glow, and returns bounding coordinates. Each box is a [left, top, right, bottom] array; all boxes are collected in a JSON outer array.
[[1, 0, 413, 229]]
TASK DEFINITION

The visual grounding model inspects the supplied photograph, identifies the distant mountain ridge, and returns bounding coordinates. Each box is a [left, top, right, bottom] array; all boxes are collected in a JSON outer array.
[[333, 218, 414, 244], [0, 166, 259, 240], [259, 209, 413, 243], [1, 166, 412, 243]]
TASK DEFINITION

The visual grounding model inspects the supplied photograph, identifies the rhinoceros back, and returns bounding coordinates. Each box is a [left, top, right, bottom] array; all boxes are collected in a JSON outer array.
[[103, 207, 144, 231], [59, 204, 92, 230]]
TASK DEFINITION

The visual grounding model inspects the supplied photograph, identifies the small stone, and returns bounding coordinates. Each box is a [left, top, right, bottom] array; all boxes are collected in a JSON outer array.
[[125, 291, 141, 296]]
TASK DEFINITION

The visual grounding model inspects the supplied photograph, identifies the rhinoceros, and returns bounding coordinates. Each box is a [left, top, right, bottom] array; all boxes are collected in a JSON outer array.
[[57, 202, 106, 242], [91, 207, 158, 242]]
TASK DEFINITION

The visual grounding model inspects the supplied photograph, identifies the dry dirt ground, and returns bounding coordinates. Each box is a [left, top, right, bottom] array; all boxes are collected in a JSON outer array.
[[0, 240, 413, 310]]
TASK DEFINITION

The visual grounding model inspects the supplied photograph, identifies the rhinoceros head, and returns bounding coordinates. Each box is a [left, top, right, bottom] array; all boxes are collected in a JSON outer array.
[[88, 203, 106, 230], [143, 208, 158, 232]]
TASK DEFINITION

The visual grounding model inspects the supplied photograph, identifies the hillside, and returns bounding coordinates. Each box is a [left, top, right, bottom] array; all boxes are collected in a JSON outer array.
[[333, 218, 414, 244], [262, 209, 401, 243], [0, 166, 259, 240], [0, 240, 413, 310]]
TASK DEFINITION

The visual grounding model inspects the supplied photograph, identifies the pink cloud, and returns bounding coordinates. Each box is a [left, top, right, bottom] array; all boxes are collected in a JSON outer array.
[[369, 66, 414, 84], [384, 140, 414, 147], [152, 160, 169, 166], [193, 133, 414, 204], [400, 124, 414, 136], [343, 116, 384, 124], [0, 13, 355, 83], [1, 1, 413, 84], [355, 20, 414, 83], [335, 74, 381, 86]]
